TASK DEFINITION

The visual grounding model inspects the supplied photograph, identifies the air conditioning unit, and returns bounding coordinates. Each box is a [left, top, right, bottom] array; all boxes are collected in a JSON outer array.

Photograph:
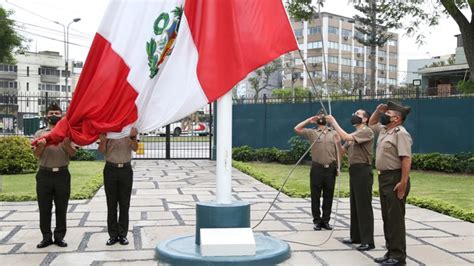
[[379, 57, 384, 61], [381, 70, 385, 74], [343, 36, 349, 40], [357, 53, 361, 57]]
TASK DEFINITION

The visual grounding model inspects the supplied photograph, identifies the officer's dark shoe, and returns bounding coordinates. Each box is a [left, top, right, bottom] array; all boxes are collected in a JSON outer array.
[[36, 239, 53, 248], [381, 258, 405, 266], [356, 243, 375, 251], [320, 222, 333, 230], [106, 237, 119, 246], [118, 236, 129, 245], [54, 239, 68, 247], [342, 238, 360, 244], [374, 254, 390, 263], [313, 223, 321, 231]]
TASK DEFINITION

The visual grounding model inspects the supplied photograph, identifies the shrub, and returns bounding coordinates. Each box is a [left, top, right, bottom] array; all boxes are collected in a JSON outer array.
[[72, 149, 96, 161], [0, 136, 37, 174], [254, 147, 280, 162], [287, 136, 311, 163], [411, 153, 473, 173], [232, 145, 256, 162]]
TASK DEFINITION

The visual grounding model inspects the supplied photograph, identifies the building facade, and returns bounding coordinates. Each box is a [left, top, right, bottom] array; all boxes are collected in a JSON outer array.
[[0, 51, 82, 133], [283, 12, 399, 94]]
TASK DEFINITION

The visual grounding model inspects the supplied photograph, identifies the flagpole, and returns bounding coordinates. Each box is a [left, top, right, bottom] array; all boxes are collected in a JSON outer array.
[[216, 90, 233, 204]]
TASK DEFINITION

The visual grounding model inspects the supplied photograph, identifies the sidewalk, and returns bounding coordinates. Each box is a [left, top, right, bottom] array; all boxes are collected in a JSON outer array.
[[0, 160, 473, 265]]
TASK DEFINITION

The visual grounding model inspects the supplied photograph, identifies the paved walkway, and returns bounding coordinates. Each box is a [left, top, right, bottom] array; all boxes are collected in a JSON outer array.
[[0, 160, 473, 265]]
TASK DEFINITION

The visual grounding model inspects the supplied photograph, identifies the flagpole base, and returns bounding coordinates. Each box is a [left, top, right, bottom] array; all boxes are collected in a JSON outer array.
[[155, 233, 290, 265]]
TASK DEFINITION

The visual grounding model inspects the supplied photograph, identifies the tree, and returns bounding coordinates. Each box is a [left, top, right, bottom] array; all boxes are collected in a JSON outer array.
[[0, 6, 26, 63], [248, 58, 282, 103]]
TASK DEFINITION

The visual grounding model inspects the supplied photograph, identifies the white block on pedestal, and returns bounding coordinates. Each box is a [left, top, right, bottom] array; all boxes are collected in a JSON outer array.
[[200, 228, 256, 257]]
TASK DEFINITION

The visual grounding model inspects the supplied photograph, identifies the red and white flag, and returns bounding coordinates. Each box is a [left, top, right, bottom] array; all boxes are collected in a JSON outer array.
[[38, 0, 297, 146]]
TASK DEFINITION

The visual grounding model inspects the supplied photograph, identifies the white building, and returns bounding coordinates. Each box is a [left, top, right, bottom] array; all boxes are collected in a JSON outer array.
[[0, 51, 82, 133], [406, 54, 453, 85]]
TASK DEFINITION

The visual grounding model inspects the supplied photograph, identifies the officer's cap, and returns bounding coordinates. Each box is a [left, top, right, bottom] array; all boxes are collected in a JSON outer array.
[[387, 101, 410, 118]]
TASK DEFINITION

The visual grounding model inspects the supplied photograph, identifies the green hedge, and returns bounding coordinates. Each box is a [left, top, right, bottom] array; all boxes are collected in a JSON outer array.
[[233, 144, 473, 174], [71, 148, 97, 161], [0, 136, 37, 174]]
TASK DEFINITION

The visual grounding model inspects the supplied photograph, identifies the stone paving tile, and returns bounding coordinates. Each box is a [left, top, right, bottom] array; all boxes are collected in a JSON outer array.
[[1, 159, 473, 266]]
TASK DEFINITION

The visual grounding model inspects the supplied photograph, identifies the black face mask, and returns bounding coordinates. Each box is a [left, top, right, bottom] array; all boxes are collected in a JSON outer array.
[[351, 115, 363, 125], [380, 113, 393, 125], [317, 117, 327, 125], [48, 115, 61, 125]]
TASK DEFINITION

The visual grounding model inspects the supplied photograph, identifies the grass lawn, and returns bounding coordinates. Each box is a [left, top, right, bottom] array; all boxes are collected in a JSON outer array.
[[236, 161, 474, 213], [0, 161, 104, 201]]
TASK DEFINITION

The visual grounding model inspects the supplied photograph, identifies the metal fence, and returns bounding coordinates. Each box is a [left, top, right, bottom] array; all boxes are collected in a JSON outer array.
[[232, 87, 469, 105], [0, 92, 213, 160]]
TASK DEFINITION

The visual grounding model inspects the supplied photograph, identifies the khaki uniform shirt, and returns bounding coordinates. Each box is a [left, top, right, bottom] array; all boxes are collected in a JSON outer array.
[[104, 137, 132, 164], [346, 126, 374, 165], [371, 123, 412, 171], [297, 127, 337, 165], [34, 128, 70, 168]]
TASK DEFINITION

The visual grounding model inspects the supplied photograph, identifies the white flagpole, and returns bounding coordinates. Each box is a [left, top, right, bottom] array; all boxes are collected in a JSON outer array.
[[216, 90, 233, 204]]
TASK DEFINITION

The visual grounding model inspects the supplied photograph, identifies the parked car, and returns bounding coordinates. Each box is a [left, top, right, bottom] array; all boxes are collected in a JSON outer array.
[[155, 121, 209, 136]]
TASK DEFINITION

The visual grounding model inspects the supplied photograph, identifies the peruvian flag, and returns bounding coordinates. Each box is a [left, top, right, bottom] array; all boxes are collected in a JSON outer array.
[[37, 0, 297, 146]]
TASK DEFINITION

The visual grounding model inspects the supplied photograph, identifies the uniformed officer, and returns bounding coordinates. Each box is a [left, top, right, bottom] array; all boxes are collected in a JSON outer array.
[[98, 127, 138, 246], [33, 103, 76, 248], [369, 101, 412, 266], [294, 111, 341, 230], [326, 110, 375, 251]]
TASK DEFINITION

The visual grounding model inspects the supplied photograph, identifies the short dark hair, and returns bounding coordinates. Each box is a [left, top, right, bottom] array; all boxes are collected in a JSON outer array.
[[46, 102, 62, 113], [358, 109, 371, 124]]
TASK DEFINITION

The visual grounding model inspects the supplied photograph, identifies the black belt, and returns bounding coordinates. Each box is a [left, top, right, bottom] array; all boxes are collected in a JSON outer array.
[[106, 161, 131, 168], [312, 161, 336, 169], [377, 169, 401, 175], [39, 166, 68, 172]]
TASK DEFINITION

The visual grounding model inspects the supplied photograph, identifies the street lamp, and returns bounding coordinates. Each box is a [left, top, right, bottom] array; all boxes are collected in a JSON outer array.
[[54, 18, 81, 109]]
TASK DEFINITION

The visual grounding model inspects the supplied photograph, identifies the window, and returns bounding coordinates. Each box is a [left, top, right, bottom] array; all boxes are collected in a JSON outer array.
[[354, 73, 364, 81], [328, 41, 338, 49], [294, 58, 303, 65], [308, 26, 321, 35], [38, 84, 61, 91], [354, 60, 364, 67], [341, 58, 351, 66], [61, 85, 71, 92], [341, 29, 352, 37], [389, 65, 397, 72], [309, 71, 322, 78], [307, 56, 323, 64], [340, 43, 351, 52], [378, 50, 386, 58], [0, 64, 17, 72], [328, 71, 338, 79], [26, 82, 29, 91], [294, 29, 303, 38], [0, 81, 17, 88], [354, 31, 365, 40], [39, 68, 60, 76], [378, 63, 386, 70], [307, 41, 322, 49], [388, 39, 398, 46], [389, 78, 397, 85], [389, 52, 397, 59], [27, 66, 29, 77], [377, 77, 386, 84], [328, 56, 338, 64], [341, 72, 351, 80], [328, 26, 339, 35]]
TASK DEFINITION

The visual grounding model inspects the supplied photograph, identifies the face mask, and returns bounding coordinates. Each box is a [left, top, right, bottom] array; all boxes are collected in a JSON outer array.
[[380, 113, 393, 125], [48, 115, 61, 125], [317, 116, 327, 125], [351, 114, 363, 125]]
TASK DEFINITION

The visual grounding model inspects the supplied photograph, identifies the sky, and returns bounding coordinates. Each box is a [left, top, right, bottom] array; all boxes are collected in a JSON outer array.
[[0, 0, 466, 82]]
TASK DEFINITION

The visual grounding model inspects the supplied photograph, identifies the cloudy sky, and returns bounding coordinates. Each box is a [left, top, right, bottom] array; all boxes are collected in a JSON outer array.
[[1, 0, 466, 82]]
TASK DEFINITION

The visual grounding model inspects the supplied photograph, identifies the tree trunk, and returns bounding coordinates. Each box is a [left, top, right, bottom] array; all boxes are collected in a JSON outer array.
[[460, 24, 474, 81]]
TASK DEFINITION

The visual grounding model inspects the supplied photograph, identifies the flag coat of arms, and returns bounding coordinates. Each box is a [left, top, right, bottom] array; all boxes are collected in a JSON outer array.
[[38, 0, 298, 146]]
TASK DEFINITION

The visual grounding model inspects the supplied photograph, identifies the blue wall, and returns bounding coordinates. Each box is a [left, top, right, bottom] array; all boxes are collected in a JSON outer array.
[[233, 98, 474, 154]]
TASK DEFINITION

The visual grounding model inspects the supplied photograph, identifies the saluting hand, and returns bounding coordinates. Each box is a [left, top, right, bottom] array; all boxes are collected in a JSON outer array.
[[393, 181, 407, 200], [325, 115, 335, 124], [376, 103, 388, 114], [308, 116, 317, 124]]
